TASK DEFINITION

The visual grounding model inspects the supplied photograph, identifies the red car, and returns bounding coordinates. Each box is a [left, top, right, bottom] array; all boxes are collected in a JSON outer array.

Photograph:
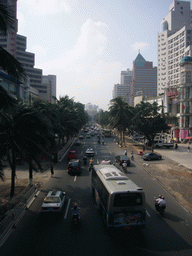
[[68, 151, 77, 160]]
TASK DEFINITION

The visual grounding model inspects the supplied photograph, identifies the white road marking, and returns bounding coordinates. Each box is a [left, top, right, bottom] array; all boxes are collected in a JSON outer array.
[[146, 210, 151, 217], [64, 198, 71, 219], [74, 176, 77, 182]]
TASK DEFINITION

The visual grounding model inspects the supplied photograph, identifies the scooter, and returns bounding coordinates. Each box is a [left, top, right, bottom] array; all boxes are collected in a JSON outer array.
[[154, 199, 165, 216], [72, 213, 79, 225]]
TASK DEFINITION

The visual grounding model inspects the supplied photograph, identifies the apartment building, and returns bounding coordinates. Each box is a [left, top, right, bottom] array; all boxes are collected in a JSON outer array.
[[158, 0, 192, 140]]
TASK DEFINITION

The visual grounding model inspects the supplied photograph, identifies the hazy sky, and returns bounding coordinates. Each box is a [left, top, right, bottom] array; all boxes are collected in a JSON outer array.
[[17, 0, 190, 110]]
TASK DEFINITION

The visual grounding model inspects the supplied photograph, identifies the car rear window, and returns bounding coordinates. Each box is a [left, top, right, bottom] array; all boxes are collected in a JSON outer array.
[[44, 197, 60, 203], [69, 162, 79, 167]]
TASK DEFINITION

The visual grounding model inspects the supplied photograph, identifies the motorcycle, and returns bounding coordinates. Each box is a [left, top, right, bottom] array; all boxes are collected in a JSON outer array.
[[72, 213, 79, 225], [98, 139, 100, 144], [154, 198, 165, 216], [83, 157, 87, 165]]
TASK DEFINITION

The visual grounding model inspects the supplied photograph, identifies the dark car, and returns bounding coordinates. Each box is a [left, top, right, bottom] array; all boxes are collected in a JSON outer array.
[[74, 139, 81, 146], [68, 159, 81, 175], [115, 155, 130, 166], [141, 152, 162, 161], [79, 135, 84, 139]]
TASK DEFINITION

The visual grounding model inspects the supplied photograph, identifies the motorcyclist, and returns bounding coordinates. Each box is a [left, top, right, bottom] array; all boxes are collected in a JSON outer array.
[[83, 155, 87, 165], [89, 158, 94, 171], [71, 203, 80, 219], [122, 162, 127, 172], [155, 195, 166, 211]]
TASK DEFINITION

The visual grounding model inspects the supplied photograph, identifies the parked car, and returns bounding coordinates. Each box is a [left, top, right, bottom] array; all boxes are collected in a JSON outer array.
[[85, 148, 95, 157], [68, 151, 77, 160], [142, 152, 162, 161], [115, 155, 130, 166], [74, 139, 81, 146], [40, 189, 66, 213], [68, 159, 81, 175]]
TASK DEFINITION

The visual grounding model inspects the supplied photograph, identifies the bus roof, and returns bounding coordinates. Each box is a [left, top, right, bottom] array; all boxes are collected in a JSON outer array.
[[93, 165, 143, 193]]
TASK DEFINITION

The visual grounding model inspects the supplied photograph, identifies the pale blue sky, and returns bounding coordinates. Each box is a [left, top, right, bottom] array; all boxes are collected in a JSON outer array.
[[17, 0, 191, 110]]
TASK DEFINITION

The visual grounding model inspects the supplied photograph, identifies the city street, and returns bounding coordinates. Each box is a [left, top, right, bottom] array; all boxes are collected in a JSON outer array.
[[0, 134, 192, 256]]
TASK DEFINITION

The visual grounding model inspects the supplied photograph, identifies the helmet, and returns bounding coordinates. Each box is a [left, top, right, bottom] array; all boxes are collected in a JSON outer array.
[[161, 196, 165, 199], [74, 203, 77, 209], [158, 195, 162, 198]]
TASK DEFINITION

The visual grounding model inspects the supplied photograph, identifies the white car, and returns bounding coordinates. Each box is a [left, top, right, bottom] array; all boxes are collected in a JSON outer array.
[[85, 148, 95, 157], [40, 189, 66, 213]]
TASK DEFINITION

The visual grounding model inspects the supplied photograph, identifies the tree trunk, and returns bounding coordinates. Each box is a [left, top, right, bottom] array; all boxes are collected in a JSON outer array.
[[10, 148, 16, 198], [29, 156, 33, 186]]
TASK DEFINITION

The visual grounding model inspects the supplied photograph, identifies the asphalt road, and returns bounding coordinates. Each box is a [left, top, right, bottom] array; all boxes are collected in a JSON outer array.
[[0, 134, 192, 256]]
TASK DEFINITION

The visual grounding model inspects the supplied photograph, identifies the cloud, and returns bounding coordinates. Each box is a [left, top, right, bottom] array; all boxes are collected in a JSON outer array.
[[131, 42, 149, 52], [17, 0, 71, 15], [32, 45, 47, 57], [38, 19, 122, 109]]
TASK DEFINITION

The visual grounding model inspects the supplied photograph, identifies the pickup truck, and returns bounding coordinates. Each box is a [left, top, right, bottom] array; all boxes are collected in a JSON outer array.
[[154, 140, 174, 148]]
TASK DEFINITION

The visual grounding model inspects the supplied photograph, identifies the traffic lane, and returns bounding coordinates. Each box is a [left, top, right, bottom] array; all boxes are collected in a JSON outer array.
[[105, 138, 192, 250], [122, 156, 192, 249]]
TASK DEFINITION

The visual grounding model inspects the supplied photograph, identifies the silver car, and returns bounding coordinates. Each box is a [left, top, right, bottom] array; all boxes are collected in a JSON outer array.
[[40, 189, 66, 213]]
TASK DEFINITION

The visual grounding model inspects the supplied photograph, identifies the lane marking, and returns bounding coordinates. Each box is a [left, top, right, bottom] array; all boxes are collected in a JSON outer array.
[[146, 210, 150, 217], [64, 198, 71, 219], [74, 176, 77, 182]]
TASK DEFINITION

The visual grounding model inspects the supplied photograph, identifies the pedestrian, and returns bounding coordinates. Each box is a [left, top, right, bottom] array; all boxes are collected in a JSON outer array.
[[51, 164, 54, 177], [124, 149, 127, 156], [188, 145, 190, 153]]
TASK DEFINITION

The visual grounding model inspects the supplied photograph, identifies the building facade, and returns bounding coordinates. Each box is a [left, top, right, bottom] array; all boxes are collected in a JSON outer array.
[[0, 0, 57, 103], [112, 69, 132, 104], [158, 0, 192, 141], [130, 53, 157, 106]]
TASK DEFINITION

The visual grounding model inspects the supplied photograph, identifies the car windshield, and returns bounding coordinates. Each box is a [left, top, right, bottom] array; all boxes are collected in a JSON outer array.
[[44, 197, 60, 203]]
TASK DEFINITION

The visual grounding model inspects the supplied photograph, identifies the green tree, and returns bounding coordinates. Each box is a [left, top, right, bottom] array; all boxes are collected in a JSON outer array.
[[132, 101, 169, 148], [109, 97, 133, 145], [0, 102, 53, 197]]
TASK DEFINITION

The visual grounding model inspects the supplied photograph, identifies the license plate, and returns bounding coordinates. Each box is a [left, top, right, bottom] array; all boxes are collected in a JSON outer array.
[[124, 226, 131, 230]]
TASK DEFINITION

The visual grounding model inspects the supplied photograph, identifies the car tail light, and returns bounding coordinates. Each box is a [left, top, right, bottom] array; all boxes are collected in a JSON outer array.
[[54, 207, 60, 211], [77, 168, 79, 170], [69, 167, 71, 170]]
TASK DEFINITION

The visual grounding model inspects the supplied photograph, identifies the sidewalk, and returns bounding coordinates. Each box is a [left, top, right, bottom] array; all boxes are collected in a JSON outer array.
[[125, 137, 192, 170]]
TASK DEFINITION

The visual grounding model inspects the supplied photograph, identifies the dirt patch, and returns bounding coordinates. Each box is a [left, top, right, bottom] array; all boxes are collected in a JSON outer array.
[[142, 162, 192, 213]]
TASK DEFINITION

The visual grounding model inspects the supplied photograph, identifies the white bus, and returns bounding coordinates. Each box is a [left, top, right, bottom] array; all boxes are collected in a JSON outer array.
[[91, 164, 146, 229]]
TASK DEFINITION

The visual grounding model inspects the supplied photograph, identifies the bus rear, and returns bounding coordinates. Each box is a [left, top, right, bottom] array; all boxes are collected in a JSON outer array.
[[108, 190, 146, 229]]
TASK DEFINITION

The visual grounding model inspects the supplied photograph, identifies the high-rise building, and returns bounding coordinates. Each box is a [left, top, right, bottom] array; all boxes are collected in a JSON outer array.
[[112, 69, 132, 104], [157, 0, 192, 95], [130, 53, 157, 106], [16, 34, 43, 90], [41, 75, 56, 103], [0, 0, 57, 102]]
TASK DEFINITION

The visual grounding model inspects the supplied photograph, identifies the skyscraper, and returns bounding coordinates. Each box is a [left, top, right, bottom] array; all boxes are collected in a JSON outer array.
[[130, 53, 157, 106], [157, 0, 192, 95]]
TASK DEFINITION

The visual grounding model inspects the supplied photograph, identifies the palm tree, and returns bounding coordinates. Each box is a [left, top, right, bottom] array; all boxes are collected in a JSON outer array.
[[0, 2, 25, 79], [0, 102, 53, 197], [109, 97, 133, 146]]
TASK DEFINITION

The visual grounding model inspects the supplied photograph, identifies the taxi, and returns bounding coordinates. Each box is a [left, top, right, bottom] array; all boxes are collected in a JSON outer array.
[[40, 189, 66, 213]]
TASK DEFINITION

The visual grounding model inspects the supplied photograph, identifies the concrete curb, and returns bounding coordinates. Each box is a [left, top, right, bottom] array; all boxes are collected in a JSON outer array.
[[0, 186, 39, 247]]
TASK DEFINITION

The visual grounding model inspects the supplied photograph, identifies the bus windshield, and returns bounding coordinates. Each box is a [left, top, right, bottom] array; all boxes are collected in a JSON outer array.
[[113, 193, 142, 207]]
